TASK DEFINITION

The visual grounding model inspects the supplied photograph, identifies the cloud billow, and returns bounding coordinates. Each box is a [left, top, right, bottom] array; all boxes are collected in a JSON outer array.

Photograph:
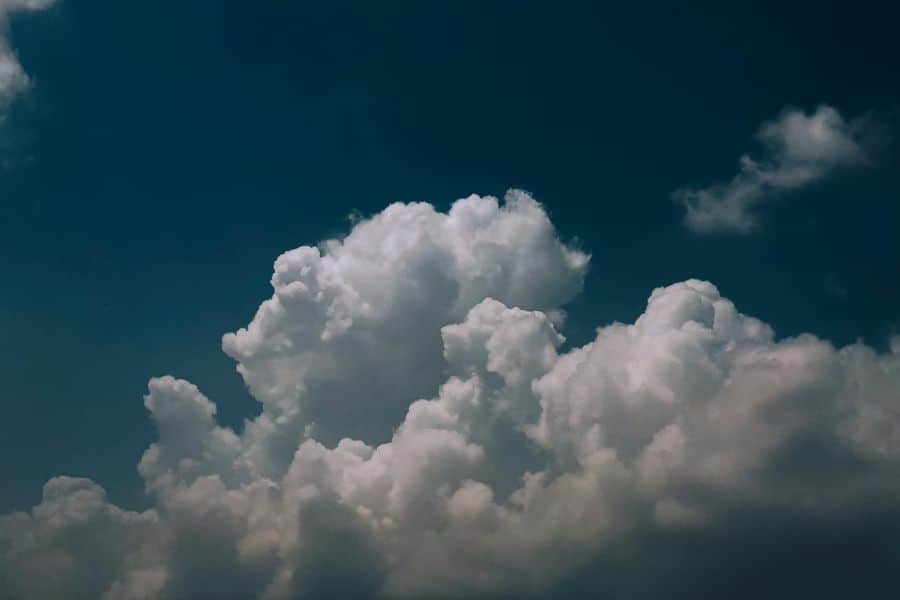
[[2, 191, 900, 599], [675, 105, 876, 234]]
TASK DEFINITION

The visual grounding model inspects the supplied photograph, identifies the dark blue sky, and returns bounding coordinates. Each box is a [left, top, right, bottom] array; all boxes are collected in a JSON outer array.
[[2, 0, 899, 512]]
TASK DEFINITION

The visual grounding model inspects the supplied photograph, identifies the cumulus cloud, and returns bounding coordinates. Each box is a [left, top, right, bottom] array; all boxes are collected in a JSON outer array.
[[0, 0, 56, 116], [675, 105, 877, 233], [3, 190, 900, 598]]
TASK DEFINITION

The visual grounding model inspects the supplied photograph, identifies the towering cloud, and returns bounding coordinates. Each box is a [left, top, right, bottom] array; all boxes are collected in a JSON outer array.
[[2, 191, 899, 598], [674, 105, 876, 234]]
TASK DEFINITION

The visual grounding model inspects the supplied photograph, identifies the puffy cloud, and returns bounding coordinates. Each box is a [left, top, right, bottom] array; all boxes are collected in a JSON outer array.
[[0, 477, 166, 600], [0, 0, 57, 115], [3, 191, 900, 598], [221, 190, 588, 474], [674, 105, 877, 233]]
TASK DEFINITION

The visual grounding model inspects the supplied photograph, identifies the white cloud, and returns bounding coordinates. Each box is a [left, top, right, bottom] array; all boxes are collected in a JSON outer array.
[[221, 190, 588, 472], [0, 0, 56, 115], [2, 191, 900, 598], [675, 105, 875, 233]]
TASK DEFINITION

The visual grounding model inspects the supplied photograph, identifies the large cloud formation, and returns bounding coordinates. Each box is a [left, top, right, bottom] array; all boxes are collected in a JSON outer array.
[[2, 191, 899, 599], [674, 105, 876, 234]]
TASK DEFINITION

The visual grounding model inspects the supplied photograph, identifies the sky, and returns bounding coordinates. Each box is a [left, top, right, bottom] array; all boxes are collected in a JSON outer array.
[[1, 1, 900, 598]]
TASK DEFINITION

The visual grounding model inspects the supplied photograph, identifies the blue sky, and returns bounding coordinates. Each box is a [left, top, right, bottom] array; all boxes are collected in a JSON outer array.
[[1, 2, 900, 598]]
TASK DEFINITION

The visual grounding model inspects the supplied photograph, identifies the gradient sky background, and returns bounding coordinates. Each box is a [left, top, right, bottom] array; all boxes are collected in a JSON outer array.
[[2, 0, 899, 519]]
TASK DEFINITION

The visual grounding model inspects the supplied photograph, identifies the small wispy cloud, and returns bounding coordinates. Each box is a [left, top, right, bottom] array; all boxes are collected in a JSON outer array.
[[0, 0, 57, 118], [674, 105, 878, 234]]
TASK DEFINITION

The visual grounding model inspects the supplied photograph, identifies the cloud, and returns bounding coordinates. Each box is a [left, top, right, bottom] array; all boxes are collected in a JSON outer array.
[[674, 105, 876, 234], [221, 190, 588, 460], [0, 0, 56, 117], [3, 191, 900, 598]]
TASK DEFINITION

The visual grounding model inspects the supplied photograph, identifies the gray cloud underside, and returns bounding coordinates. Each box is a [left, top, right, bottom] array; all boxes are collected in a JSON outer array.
[[2, 191, 899, 599], [674, 105, 876, 234]]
